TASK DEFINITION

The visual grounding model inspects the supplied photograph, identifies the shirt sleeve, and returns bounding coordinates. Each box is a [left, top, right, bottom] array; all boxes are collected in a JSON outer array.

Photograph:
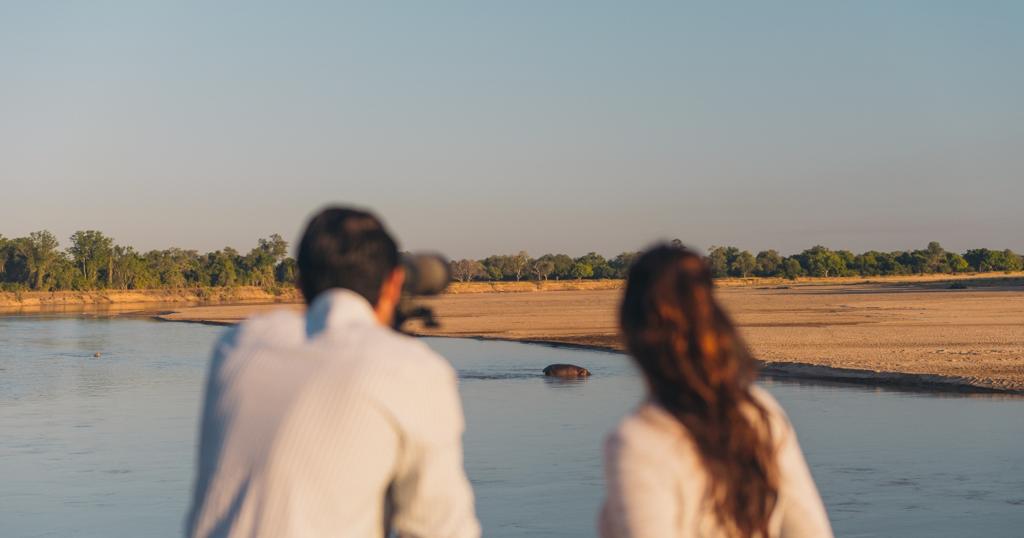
[[599, 428, 680, 538], [776, 416, 834, 538], [388, 364, 480, 538], [185, 326, 240, 537]]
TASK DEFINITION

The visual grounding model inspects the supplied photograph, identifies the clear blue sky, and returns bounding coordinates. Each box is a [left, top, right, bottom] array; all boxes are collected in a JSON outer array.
[[2, 2, 1022, 258]]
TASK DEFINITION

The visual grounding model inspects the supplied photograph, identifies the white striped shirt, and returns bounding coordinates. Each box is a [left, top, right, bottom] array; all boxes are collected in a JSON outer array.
[[186, 289, 480, 538], [599, 388, 833, 537]]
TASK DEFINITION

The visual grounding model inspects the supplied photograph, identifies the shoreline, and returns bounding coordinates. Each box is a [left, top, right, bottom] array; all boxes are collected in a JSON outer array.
[[149, 315, 1022, 395], [366, 333, 1024, 396], [6, 276, 1024, 395], [140, 284, 1024, 393]]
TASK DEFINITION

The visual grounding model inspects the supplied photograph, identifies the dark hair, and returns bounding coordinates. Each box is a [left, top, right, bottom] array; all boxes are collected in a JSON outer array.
[[620, 244, 778, 538], [296, 207, 400, 305]]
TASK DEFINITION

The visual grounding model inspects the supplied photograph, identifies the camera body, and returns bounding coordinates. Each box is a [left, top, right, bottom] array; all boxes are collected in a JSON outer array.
[[394, 253, 451, 330]]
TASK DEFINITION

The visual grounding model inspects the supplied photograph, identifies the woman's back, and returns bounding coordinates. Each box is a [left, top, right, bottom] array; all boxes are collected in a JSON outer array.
[[600, 387, 832, 538]]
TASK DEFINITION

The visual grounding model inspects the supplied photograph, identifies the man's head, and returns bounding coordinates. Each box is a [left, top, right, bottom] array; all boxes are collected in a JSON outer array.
[[296, 207, 404, 323]]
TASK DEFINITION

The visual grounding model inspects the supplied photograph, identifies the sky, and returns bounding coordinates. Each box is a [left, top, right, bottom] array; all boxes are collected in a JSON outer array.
[[2, 2, 1022, 258]]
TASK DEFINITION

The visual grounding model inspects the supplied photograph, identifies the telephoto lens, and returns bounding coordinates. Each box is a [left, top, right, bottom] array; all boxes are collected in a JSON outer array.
[[401, 253, 451, 296]]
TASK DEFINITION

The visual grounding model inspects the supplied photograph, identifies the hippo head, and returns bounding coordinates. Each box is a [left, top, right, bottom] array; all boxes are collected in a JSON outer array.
[[543, 364, 591, 378]]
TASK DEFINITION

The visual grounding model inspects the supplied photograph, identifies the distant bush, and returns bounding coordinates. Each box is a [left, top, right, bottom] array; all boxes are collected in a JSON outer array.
[[2, 230, 1023, 291]]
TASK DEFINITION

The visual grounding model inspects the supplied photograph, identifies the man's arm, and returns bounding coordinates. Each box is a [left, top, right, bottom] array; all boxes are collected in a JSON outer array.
[[387, 363, 480, 538], [185, 326, 240, 537]]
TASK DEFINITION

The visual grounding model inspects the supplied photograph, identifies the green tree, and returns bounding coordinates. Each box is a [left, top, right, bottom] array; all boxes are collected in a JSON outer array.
[[509, 251, 531, 281], [537, 254, 574, 280], [755, 250, 783, 277], [481, 255, 511, 280], [609, 251, 638, 279], [570, 262, 594, 279], [261, 234, 289, 262], [854, 251, 881, 276], [836, 250, 856, 274], [109, 246, 158, 289], [0, 234, 30, 286], [878, 251, 909, 275], [0, 236, 7, 283], [730, 250, 756, 277], [205, 250, 240, 287], [0, 234, 7, 282], [782, 258, 804, 279], [145, 248, 199, 288], [530, 258, 556, 280], [1000, 249, 1023, 272], [16, 231, 61, 290], [243, 235, 288, 287], [909, 241, 949, 274], [275, 257, 297, 285], [800, 246, 845, 277], [48, 254, 81, 290], [68, 230, 114, 288], [450, 259, 485, 282], [961, 248, 1019, 272], [706, 246, 740, 278], [575, 252, 612, 279], [946, 253, 970, 273]]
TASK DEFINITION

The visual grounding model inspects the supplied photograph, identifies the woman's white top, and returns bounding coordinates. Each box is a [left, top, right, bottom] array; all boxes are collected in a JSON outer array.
[[600, 387, 833, 537]]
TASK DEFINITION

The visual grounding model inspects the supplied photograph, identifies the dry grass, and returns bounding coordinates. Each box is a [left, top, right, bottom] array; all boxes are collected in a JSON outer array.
[[715, 271, 1024, 288], [451, 272, 1024, 293], [446, 279, 624, 294], [0, 286, 301, 313], [4, 272, 1022, 311]]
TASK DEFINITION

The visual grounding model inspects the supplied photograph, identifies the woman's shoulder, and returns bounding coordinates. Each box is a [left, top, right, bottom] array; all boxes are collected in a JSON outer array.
[[748, 385, 796, 446], [606, 402, 692, 457], [749, 385, 786, 419]]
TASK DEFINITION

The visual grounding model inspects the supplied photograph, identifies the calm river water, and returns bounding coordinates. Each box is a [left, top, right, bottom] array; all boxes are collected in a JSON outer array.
[[1, 317, 1022, 537]]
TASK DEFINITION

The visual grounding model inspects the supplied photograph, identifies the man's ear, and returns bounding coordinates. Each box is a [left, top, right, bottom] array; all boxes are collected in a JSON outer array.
[[374, 267, 405, 326], [385, 266, 405, 300]]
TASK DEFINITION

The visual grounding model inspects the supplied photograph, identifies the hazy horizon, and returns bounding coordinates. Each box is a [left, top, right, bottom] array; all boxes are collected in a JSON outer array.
[[3, 2, 1022, 259]]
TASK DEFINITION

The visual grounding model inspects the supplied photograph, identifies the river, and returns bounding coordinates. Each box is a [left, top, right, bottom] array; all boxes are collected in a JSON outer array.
[[1, 317, 1021, 537]]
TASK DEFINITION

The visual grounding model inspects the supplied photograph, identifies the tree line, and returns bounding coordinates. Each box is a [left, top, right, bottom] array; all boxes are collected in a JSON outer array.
[[0, 230, 295, 292], [450, 241, 1023, 281], [2, 231, 1021, 292]]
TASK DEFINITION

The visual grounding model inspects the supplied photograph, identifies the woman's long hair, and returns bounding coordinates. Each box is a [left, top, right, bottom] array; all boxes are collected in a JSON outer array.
[[620, 244, 778, 537]]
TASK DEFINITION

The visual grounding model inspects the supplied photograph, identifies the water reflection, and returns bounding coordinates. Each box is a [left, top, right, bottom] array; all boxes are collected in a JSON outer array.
[[541, 376, 590, 387]]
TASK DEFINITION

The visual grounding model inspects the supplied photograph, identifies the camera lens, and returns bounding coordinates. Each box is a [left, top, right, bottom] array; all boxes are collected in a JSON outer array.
[[401, 253, 451, 296]]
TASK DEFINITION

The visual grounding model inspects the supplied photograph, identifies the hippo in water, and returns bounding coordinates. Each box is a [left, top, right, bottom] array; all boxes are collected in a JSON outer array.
[[543, 364, 591, 378]]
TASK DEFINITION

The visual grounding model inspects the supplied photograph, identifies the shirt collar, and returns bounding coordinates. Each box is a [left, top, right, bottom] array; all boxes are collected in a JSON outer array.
[[305, 288, 379, 338]]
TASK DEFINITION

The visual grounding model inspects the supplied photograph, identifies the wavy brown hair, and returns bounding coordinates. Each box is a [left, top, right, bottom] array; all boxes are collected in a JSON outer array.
[[620, 244, 779, 537]]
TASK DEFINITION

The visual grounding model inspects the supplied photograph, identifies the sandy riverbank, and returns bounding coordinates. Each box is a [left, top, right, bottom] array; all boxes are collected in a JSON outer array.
[[5, 272, 1021, 310], [151, 275, 1024, 393], [0, 286, 301, 313]]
